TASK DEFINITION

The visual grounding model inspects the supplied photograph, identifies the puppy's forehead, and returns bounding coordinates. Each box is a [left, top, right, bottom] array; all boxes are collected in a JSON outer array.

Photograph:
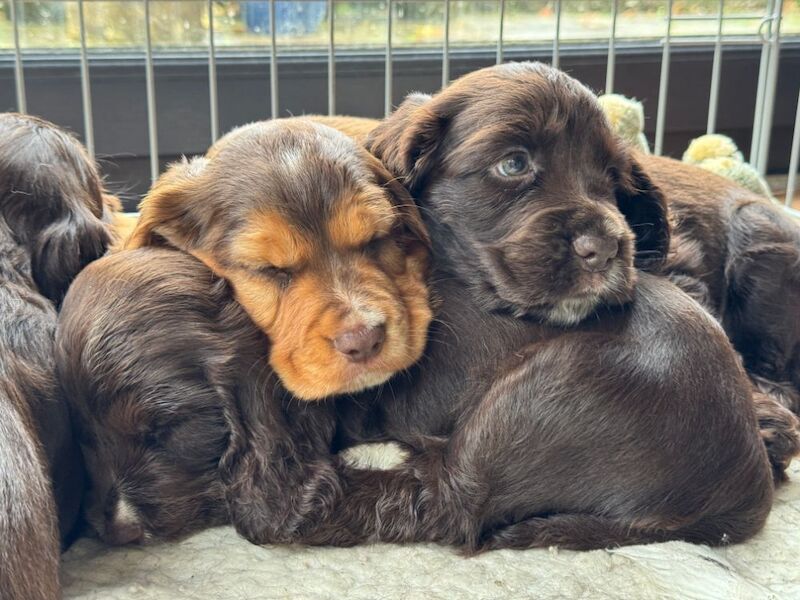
[[457, 69, 599, 133], [214, 119, 376, 224]]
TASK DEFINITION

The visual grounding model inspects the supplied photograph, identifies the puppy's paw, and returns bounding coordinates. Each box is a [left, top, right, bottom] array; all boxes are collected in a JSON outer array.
[[339, 442, 410, 470], [752, 383, 800, 483]]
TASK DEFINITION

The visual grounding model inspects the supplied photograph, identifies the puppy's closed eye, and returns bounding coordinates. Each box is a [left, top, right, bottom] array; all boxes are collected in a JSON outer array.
[[255, 265, 294, 288]]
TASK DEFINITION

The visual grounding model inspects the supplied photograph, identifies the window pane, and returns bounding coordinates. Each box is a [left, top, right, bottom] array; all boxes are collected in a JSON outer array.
[[0, 0, 796, 53]]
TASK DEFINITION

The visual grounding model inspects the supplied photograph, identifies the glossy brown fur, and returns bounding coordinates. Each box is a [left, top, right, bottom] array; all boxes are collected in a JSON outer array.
[[0, 113, 116, 599], [641, 154, 800, 413]]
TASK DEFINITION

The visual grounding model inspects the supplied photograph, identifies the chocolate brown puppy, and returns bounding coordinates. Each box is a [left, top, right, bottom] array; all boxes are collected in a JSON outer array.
[[292, 62, 778, 550], [0, 113, 116, 599], [56, 118, 433, 543]]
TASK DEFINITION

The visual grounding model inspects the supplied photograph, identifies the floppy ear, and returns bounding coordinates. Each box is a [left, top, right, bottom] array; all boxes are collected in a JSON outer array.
[[30, 207, 111, 304], [125, 156, 209, 251], [217, 361, 296, 546], [364, 152, 431, 250], [614, 153, 671, 271], [366, 92, 450, 195]]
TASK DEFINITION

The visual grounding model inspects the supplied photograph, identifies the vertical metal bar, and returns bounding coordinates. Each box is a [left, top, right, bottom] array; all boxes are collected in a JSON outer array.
[[270, 0, 279, 118], [207, 0, 219, 142], [442, 0, 450, 87], [756, 0, 783, 175], [10, 0, 26, 113], [654, 0, 673, 156], [606, 0, 618, 93], [706, 0, 724, 134], [751, 0, 774, 166], [385, 0, 393, 116], [785, 88, 800, 207], [144, 0, 159, 183], [77, 0, 94, 157], [496, 0, 505, 65], [552, 0, 562, 69], [328, 0, 336, 114]]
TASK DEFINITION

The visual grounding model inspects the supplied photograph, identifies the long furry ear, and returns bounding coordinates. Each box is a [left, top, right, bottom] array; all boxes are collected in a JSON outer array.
[[364, 152, 431, 250], [366, 93, 449, 194], [217, 361, 289, 546], [614, 153, 671, 271], [0, 112, 113, 303], [31, 210, 111, 304], [125, 156, 209, 251]]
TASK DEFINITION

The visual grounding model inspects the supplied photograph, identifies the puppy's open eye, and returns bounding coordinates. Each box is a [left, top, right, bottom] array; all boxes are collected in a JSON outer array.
[[496, 152, 533, 178]]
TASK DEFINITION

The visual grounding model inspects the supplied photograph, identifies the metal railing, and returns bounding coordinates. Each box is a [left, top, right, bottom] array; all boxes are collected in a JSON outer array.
[[4, 0, 800, 206]]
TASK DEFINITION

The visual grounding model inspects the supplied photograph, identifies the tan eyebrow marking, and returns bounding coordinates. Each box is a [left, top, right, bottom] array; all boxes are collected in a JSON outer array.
[[234, 211, 312, 270], [327, 191, 396, 250]]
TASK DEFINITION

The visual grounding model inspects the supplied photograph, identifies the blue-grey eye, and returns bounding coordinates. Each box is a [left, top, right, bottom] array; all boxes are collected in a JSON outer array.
[[496, 152, 532, 177]]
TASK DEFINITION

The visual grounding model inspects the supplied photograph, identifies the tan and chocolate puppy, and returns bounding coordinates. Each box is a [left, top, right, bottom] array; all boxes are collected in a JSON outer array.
[[56, 118, 433, 543], [126, 118, 431, 399], [0, 113, 116, 599]]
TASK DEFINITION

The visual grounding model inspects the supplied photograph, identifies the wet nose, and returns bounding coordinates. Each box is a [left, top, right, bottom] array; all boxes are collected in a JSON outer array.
[[334, 324, 386, 363], [572, 235, 619, 272], [106, 519, 145, 545]]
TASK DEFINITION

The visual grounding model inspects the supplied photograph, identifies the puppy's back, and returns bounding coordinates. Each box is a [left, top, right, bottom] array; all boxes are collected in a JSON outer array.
[[0, 376, 60, 600]]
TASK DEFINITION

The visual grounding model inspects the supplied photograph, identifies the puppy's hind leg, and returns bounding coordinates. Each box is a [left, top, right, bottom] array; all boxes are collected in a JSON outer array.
[[479, 514, 677, 552]]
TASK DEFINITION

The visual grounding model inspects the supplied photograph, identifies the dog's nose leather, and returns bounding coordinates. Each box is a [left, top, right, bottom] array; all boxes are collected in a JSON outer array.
[[572, 235, 619, 272], [334, 325, 386, 363]]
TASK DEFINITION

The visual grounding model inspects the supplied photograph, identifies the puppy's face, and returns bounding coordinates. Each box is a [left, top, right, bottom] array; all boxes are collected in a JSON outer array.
[[75, 393, 229, 544], [0, 113, 114, 303], [368, 62, 669, 325], [127, 120, 432, 399]]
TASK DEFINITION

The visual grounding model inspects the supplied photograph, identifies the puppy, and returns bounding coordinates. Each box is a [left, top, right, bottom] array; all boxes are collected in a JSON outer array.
[[55, 118, 433, 543], [293, 62, 779, 551], [0, 113, 115, 598]]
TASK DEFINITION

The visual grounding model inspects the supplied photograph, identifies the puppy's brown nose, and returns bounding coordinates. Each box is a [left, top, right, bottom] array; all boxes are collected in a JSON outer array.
[[334, 325, 385, 363], [572, 235, 619, 272]]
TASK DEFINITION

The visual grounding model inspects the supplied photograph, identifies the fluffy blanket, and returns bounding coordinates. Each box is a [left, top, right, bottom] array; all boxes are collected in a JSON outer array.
[[62, 461, 799, 600]]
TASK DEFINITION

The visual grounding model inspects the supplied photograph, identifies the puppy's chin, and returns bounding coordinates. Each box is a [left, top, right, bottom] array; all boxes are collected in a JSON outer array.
[[274, 359, 400, 401], [488, 260, 637, 326]]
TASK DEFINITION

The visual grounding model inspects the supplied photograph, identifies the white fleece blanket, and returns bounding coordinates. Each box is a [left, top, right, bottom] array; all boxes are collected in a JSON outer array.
[[62, 461, 799, 600]]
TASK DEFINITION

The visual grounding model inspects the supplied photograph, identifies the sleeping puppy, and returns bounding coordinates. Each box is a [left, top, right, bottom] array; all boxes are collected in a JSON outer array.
[[55, 118, 433, 543], [0, 113, 116, 599]]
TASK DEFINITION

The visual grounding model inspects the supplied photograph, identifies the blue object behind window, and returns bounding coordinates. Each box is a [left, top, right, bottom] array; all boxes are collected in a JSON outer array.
[[244, 1, 326, 36]]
